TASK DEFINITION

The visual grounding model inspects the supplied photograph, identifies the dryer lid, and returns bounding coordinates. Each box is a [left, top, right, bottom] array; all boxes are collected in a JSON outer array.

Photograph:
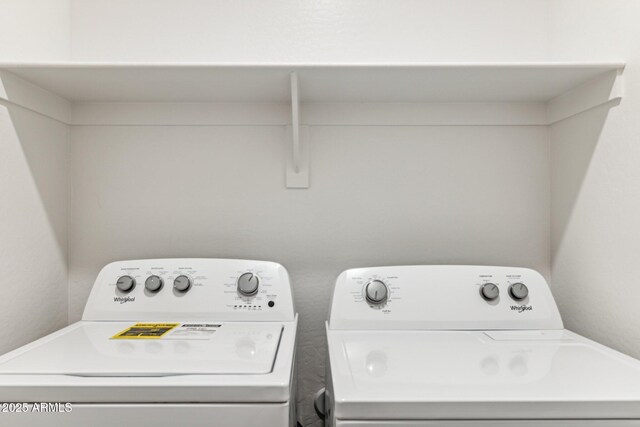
[[0, 321, 282, 376]]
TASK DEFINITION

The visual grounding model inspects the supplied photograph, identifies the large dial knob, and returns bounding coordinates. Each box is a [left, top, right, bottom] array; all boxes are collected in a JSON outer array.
[[509, 282, 529, 300], [365, 280, 388, 305], [480, 283, 500, 301], [173, 275, 192, 292], [145, 275, 164, 292], [116, 275, 135, 292], [237, 272, 260, 296]]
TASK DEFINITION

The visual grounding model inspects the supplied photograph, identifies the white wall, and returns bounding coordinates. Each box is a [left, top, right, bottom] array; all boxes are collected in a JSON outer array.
[[69, 0, 551, 62], [0, 104, 68, 354], [0, 0, 71, 348], [0, 0, 70, 60], [69, 123, 550, 425], [550, 1, 640, 361]]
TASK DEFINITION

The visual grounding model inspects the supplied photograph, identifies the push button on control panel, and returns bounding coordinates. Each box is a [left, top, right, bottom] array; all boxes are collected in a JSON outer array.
[[480, 283, 500, 301], [116, 275, 135, 292]]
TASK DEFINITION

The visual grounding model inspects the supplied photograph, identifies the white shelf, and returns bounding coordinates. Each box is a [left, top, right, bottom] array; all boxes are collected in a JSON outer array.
[[0, 62, 625, 189], [0, 62, 625, 103]]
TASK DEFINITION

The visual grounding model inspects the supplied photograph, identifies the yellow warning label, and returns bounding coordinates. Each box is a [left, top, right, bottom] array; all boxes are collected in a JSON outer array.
[[111, 323, 180, 339]]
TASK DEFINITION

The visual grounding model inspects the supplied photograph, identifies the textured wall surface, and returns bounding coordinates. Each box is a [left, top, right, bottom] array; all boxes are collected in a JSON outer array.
[[550, 0, 640, 366], [0, 105, 68, 354], [0, 0, 70, 60], [69, 124, 550, 425], [69, 0, 551, 62]]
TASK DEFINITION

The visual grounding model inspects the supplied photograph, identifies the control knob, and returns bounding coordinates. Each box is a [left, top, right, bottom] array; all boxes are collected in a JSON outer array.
[[116, 275, 135, 292], [173, 275, 192, 292], [365, 280, 388, 305], [480, 283, 500, 301], [509, 282, 529, 300], [145, 275, 164, 292], [237, 272, 260, 296]]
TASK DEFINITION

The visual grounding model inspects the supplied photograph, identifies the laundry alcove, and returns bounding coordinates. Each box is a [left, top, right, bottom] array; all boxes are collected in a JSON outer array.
[[0, 60, 627, 425]]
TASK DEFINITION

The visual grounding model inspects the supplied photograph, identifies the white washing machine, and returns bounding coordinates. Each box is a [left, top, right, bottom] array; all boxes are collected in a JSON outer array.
[[320, 265, 640, 426], [0, 258, 297, 427]]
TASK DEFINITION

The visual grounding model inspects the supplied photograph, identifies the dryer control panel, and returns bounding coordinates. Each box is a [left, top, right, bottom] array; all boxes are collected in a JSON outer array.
[[328, 265, 563, 330], [83, 259, 295, 322]]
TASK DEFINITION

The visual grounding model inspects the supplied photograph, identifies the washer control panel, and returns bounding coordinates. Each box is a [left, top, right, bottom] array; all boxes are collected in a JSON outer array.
[[83, 259, 295, 322], [328, 265, 563, 330]]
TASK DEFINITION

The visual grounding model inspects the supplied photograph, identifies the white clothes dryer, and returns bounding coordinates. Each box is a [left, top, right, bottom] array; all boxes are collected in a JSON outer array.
[[320, 265, 640, 426]]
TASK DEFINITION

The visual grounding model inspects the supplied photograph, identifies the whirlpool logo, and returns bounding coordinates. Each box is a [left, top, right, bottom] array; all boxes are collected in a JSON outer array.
[[114, 296, 135, 304], [510, 305, 532, 313]]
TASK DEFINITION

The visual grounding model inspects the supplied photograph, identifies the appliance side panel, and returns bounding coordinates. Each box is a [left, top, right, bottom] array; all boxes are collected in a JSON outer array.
[[0, 403, 289, 427]]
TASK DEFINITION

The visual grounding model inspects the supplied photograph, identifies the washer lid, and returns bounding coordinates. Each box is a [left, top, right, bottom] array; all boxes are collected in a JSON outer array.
[[0, 322, 282, 376], [328, 329, 640, 420]]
